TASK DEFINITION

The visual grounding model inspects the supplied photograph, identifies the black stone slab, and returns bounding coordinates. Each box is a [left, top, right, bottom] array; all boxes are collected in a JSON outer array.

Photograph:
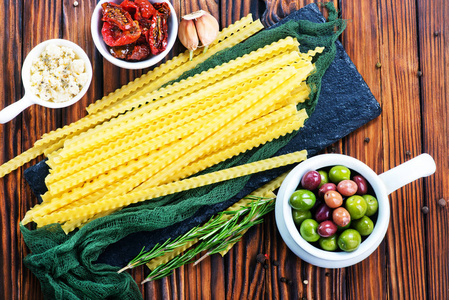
[[24, 4, 381, 267]]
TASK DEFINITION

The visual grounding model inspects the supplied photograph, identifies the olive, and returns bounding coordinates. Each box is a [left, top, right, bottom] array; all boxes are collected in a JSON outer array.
[[318, 183, 337, 198], [353, 175, 368, 195], [311, 199, 323, 212], [362, 194, 379, 217], [317, 220, 338, 237], [314, 203, 332, 222], [289, 190, 316, 211], [337, 180, 358, 197], [318, 170, 329, 188], [332, 207, 351, 227], [328, 165, 351, 183], [352, 215, 374, 236], [324, 190, 343, 208], [345, 195, 368, 219], [319, 235, 338, 251], [299, 219, 320, 242], [337, 220, 351, 232], [338, 229, 362, 252], [301, 170, 322, 190], [292, 209, 312, 226]]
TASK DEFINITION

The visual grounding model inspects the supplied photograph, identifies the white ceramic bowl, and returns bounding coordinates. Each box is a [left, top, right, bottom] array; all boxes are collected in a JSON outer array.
[[91, 0, 178, 69], [0, 39, 93, 124], [275, 153, 436, 268]]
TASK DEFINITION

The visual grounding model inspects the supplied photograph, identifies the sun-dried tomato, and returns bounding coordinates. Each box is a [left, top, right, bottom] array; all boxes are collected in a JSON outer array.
[[119, 0, 139, 17], [134, 0, 158, 19], [108, 43, 151, 61], [101, 0, 170, 61], [127, 44, 151, 60], [101, 2, 134, 31], [101, 21, 141, 47], [147, 14, 168, 55], [108, 44, 133, 60], [153, 2, 171, 19]]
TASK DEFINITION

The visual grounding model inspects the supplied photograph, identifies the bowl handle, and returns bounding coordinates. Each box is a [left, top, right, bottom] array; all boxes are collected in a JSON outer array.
[[0, 96, 34, 124], [378, 153, 436, 195]]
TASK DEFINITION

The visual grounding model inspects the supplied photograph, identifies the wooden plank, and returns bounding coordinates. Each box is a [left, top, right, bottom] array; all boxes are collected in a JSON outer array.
[[261, 0, 337, 27], [220, 0, 263, 26], [417, 0, 449, 299], [376, 0, 427, 299], [0, 1, 23, 299], [9, 1, 64, 299], [338, 0, 386, 299]]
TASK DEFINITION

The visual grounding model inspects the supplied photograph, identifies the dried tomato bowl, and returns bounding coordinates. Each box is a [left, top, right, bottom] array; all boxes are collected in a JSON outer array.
[[91, 0, 178, 69]]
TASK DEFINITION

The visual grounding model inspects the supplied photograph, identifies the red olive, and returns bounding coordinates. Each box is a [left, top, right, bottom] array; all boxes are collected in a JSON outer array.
[[318, 220, 338, 237], [337, 180, 358, 197], [332, 207, 351, 227], [353, 175, 369, 195], [318, 183, 337, 198], [314, 203, 332, 222], [324, 190, 343, 208], [301, 170, 322, 190]]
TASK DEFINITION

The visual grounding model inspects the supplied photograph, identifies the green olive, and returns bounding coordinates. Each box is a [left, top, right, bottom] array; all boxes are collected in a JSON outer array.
[[318, 170, 329, 188], [299, 219, 320, 242], [362, 194, 379, 217], [289, 189, 316, 211], [352, 215, 374, 236], [328, 165, 351, 184], [337, 229, 362, 252], [345, 195, 368, 220], [319, 235, 338, 251], [292, 209, 312, 226]]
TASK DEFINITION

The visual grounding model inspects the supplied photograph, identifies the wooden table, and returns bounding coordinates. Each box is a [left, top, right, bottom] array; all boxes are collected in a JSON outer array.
[[1, 0, 447, 299]]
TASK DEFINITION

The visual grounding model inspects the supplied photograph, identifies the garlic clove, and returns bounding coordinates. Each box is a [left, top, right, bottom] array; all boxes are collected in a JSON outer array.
[[178, 18, 199, 60], [182, 10, 207, 21], [194, 11, 219, 50]]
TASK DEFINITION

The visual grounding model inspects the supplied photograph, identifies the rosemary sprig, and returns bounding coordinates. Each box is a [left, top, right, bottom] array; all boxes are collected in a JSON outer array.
[[118, 211, 229, 273], [137, 195, 275, 283], [119, 195, 275, 282]]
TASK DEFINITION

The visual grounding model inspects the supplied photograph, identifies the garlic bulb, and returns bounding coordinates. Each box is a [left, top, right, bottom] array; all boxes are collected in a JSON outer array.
[[178, 10, 219, 60]]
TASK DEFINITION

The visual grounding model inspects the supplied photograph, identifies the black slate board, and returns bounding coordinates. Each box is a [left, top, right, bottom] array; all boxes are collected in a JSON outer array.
[[24, 4, 381, 267]]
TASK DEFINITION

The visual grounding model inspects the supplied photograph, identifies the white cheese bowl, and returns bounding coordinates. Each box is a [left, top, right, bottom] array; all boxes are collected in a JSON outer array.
[[0, 39, 93, 124]]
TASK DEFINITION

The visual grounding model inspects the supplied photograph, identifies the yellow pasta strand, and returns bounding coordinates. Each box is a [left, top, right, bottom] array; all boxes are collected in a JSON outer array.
[[168, 109, 308, 186], [28, 67, 281, 218], [100, 19, 266, 113], [23, 143, 173, 223], [0, 17, 266, 179], [299, 46, 325, 61], [86, 14, 259, 114], [31, 150, 308, 229], [76, 68, 292, 205], [98, 66, 298, 196], [55, 39, 302, 162], [47, 83, 257, 188], [58, 109, 307, 231], [31, 16, 264, 152], [47, 87, 256, 195], [25, 66, 299, 225], [52, 49, 303, 165], [0, 145, 47, 178]]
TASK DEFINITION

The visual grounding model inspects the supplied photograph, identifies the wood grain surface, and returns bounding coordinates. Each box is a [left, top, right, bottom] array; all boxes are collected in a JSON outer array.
[[0, 0, 447, 299]]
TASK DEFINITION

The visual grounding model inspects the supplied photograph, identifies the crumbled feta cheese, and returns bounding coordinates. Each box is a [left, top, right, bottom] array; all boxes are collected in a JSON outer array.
[[30, 44, 88, 103]]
